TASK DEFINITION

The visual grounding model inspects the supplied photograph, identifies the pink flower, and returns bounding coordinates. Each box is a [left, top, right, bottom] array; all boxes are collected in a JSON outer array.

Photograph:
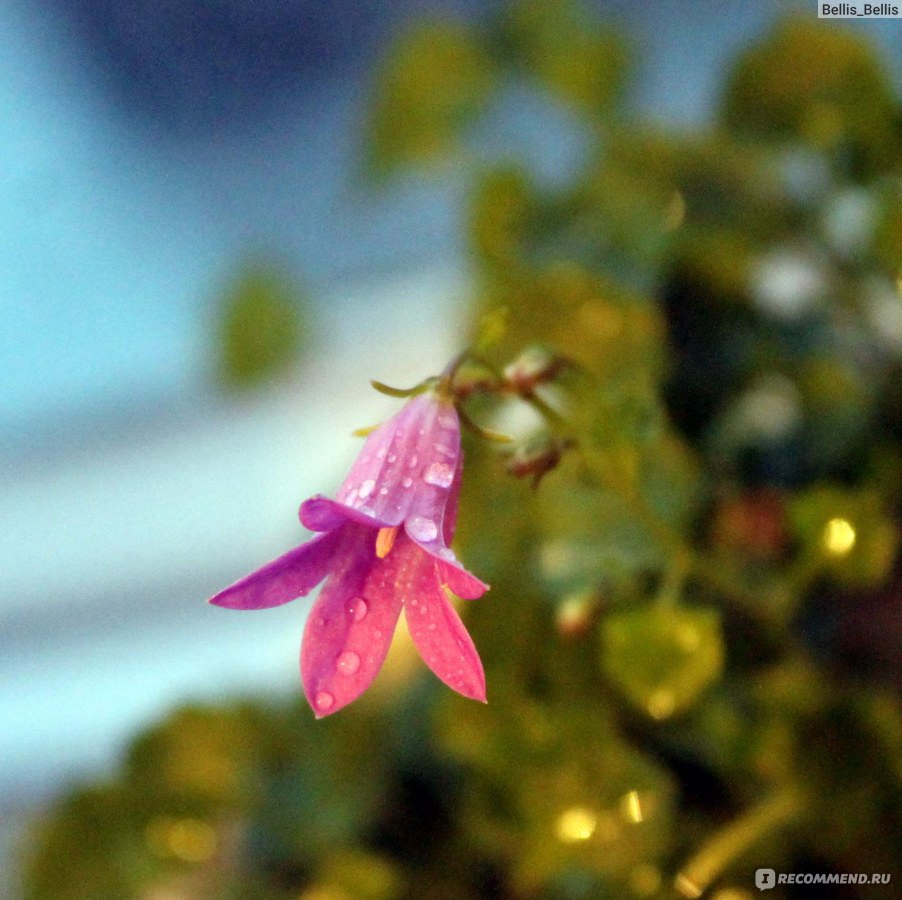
[[209, 391, 489, 717]]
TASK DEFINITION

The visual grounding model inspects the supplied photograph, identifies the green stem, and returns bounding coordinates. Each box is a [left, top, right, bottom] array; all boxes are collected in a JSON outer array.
[[657, 548, 691, 607], [673, 786, 806, 898], [462, 348, 802, 625]]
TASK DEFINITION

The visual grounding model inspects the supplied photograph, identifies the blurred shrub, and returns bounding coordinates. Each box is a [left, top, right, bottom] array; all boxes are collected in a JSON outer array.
[[215, 261, 308, 389]]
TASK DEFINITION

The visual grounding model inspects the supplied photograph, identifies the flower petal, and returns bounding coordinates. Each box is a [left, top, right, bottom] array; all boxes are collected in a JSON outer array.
[[405, 583, 486, 703], [436, 558, 490, 600], [440, 455, 463, 545], [336, 393, 462, 529], [300, 495, 391, 532], [409, 452, 488, 598], [300, 523, 402, 717], [208, 529, 341, 610], [368, 533, 486, 702]]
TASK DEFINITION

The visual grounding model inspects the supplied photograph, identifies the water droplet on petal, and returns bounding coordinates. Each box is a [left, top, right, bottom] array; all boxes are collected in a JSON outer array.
[[439, 414, 456, 429], [408, 454, 418, 468], [433, 442, 454, 458], [376, 447, 386, 459], [315, 691, 334, 710], [438, 548, 456, 561], [336, 651, 361, 676], [388, 453, 397, 463], [349, 598, 368, 622], [428, 622, 437, 631], [373, 629, 383, 640], [402, 476, 413, 488], [358, 479, 375, 499], [379, 486, 389, 495], [346, 488, 358, 504], [408, 516, 438, 542], [424, 462, 454, 487]]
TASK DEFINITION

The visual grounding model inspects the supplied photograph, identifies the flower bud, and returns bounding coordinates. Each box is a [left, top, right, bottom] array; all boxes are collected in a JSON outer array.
[[502, 345, 568, 394]]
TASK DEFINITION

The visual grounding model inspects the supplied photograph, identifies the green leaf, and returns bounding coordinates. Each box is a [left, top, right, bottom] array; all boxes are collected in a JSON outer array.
[[600, 606, 725, 719], [215, 262, 307, 389], [721, 17, 899, 176], [503, 0, 629, 117], [367, 21, 495, 174]]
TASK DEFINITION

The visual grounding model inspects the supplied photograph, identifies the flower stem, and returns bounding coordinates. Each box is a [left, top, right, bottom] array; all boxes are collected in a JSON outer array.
[[673, 786, 806, 898]]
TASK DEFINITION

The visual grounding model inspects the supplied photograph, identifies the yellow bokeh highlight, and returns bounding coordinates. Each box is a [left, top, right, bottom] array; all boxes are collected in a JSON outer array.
[[674, 872, 704, 899], [823, 517, 856, 556], [647, 690, 676, 720], [711, 889, 754, 900], [297, 889, 352, 900], [620, 790, 644, 824], [145, 816, 217, 863], [630, 863, 662, 896], [662, 190, 686, 232], [555, 806, 597, 843]]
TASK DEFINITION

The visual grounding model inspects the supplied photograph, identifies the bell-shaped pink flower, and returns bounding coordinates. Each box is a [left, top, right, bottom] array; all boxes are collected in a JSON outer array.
[[209, 391, 489, 717]]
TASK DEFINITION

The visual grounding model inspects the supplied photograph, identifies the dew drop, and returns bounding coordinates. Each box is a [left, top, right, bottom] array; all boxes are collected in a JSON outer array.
[[438, 548, 456, 561], [315, 691, 334, 710], [337, 651, 361, 676], [433, 442, 454, 458], [346, 488, 358, 504], [408, 516, 438, 541], [438, 414, 456, 429], [424, 462, 454, 487], [379, 486, 389, 496], [358, 479, 376, 499], [408, 454, 418, 468], [349, 598, 368, 622], [376, 447, 387, 459], [428, 622, 437, 632], [373, 629, 383, 640], [388, 453, 397, 463], [402, 476, 413, 488]]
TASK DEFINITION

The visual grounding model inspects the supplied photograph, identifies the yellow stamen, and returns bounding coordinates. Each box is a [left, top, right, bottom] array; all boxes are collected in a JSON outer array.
[[376, 526, 399, 559]]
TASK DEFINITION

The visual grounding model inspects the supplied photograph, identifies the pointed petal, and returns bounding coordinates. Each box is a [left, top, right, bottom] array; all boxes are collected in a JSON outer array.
[[405, 584, 486, 703], [300, 495, 390, 532], [209, 529, 341, 610], [374, 533, 486, 701], [300, 524, 402, 717], [436, 557, 490, 600]]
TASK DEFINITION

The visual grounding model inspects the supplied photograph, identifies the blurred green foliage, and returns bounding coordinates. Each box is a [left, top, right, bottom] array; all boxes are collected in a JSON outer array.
[[721, 17, 899, 177], [22, 5, 902, 899], [500, 0, 629, 117], [367, 20, 495, 174], [215, 262, 308, 389]]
